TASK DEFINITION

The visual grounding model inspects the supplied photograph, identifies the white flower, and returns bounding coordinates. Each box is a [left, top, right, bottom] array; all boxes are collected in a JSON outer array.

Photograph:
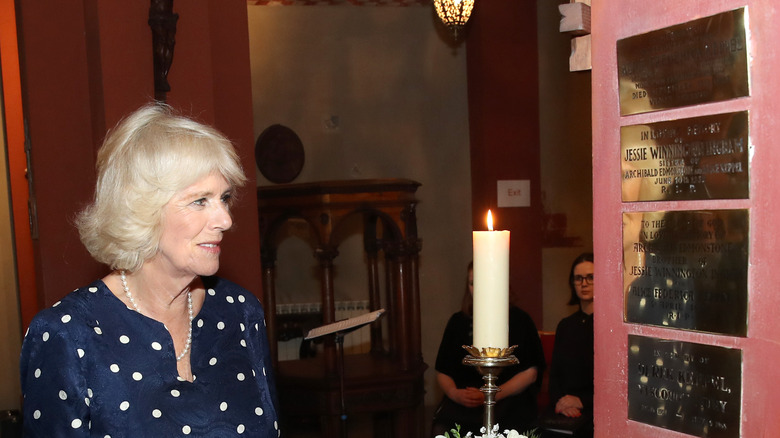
[[441, 423, 535, 438]]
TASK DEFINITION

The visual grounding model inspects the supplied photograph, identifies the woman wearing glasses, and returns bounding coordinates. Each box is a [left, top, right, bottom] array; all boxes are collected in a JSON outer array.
[[545, 252, 594, 437]]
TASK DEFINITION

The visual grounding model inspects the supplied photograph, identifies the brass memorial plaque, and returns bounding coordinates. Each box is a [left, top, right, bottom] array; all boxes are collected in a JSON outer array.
[[621, 112, 750, 202], [618, 8, 749, 115], [628, 335, 742, 438], [623, 209, 748, 336]]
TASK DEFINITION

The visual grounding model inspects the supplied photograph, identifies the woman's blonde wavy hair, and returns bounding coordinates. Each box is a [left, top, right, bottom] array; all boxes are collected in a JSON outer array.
[[75, 103, 247, 272]]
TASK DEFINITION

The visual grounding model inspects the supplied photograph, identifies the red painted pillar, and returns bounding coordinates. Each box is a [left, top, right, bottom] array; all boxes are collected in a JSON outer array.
[[592, 0, 780, 436], [466, 0, 543, 326]]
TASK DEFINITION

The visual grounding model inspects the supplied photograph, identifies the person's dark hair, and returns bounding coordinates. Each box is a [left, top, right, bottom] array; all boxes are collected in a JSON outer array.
[[461, 261, 474, 316], [568, 252, 594, 306]]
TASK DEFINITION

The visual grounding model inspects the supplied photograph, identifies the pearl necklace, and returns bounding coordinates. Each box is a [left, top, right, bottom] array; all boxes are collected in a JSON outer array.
[[120, 270, 193, 361]]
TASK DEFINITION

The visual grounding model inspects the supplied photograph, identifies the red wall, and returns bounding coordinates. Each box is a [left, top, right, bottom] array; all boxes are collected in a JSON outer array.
[[466, 0, 543, 326], [14, 1, 262, 326], [593, 0, 780, 436]]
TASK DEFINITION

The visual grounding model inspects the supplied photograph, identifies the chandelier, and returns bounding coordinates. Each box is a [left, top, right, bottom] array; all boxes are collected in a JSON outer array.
[[433, 0, 475, 40]]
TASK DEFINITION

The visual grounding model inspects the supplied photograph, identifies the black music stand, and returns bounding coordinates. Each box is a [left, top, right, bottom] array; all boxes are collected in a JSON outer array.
[[304, 309, 385, 438]]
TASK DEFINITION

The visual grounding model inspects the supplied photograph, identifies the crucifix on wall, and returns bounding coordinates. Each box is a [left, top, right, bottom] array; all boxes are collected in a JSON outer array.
[[149, 0, 179, 102]]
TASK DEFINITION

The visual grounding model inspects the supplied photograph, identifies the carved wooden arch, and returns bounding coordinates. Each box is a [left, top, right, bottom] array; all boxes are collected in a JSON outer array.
[[257, 179, 425, 437], [259, 205, 406, 267], [257, 179, 422, 366]]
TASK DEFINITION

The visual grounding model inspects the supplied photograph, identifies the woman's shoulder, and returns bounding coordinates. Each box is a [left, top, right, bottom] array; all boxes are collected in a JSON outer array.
[[509, 305, 531, 317], [203, 275, 248, 293], [29, 280, 113, 324], [201, 276, 265, 314], [203, 276, 258, 298], [556, 309, 589, 330], [508, 305, 537, 327], [24, 280, 117, 352], [445, 310, 470, 325]]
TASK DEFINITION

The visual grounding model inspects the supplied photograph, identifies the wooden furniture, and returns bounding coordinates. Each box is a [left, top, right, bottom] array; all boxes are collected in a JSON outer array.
[[257, 179, 426, 437]]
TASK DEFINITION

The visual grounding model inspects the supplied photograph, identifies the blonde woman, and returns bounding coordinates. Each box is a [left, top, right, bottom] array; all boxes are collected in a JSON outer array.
[[20, 104, 280, 437]]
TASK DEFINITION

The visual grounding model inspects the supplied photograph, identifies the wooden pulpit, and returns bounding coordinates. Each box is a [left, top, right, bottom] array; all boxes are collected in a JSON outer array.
[[257, 179, 427, 437]]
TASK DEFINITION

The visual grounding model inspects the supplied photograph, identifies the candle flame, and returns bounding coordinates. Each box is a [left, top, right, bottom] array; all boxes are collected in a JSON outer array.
[[487, 210, 494, 231]]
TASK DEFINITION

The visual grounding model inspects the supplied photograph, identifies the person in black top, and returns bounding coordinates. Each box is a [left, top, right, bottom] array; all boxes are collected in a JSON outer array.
[[431, 262, 546, 437], [544, 252, 594, 438]]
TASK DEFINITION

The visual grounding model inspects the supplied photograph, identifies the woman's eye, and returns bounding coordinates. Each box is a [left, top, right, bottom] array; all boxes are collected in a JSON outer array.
[[221, 193, 233, 205], [192, 198, 207, 206]]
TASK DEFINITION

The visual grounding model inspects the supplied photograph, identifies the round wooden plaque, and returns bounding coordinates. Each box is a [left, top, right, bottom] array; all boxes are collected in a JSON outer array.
[[255, 124, 305, 184]]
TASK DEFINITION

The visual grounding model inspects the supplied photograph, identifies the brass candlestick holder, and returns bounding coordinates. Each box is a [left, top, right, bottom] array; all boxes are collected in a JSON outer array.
[[462, 345, 519, 437]]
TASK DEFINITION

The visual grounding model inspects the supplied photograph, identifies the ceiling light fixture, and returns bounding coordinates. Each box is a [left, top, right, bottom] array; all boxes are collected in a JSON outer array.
[[433, 0, 475, 40]]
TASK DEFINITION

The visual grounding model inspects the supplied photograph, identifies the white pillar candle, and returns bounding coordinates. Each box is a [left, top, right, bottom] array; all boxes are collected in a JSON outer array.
[[472, 210, 510, 350]]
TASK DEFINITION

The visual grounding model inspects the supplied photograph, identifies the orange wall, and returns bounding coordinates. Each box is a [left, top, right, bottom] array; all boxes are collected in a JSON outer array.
[[1, 0, 38, 328], [15, 1, 262, 325], [466, 0, 543, 326], [593, 0, 780, 436]]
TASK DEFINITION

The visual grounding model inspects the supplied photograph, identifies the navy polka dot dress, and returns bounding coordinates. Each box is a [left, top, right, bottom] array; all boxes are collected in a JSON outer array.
[[20, 276, 280, 437]]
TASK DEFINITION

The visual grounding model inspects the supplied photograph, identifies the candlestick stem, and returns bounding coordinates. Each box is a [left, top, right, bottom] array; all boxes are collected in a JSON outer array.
[[462, 346, 519, 437], [481, 368, 499, 434]]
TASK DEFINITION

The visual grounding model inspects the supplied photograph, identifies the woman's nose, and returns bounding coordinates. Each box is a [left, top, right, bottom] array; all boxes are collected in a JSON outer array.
[[212, 203, 233, 231]]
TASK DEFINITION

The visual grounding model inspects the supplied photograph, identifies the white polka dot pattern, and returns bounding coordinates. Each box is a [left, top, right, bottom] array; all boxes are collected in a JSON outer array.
[[20, 278, 279, 436]]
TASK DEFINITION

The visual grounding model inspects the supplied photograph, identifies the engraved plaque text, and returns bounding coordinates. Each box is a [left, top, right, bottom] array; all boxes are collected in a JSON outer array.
[[621, 112, 749, 202], [628, 335, 742, 438], [618, 8, 749, 115], [623, 210, 748, 336]]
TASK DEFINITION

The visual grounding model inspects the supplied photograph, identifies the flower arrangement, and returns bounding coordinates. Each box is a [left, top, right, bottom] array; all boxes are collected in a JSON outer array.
[[436, 424, 540, 438]]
